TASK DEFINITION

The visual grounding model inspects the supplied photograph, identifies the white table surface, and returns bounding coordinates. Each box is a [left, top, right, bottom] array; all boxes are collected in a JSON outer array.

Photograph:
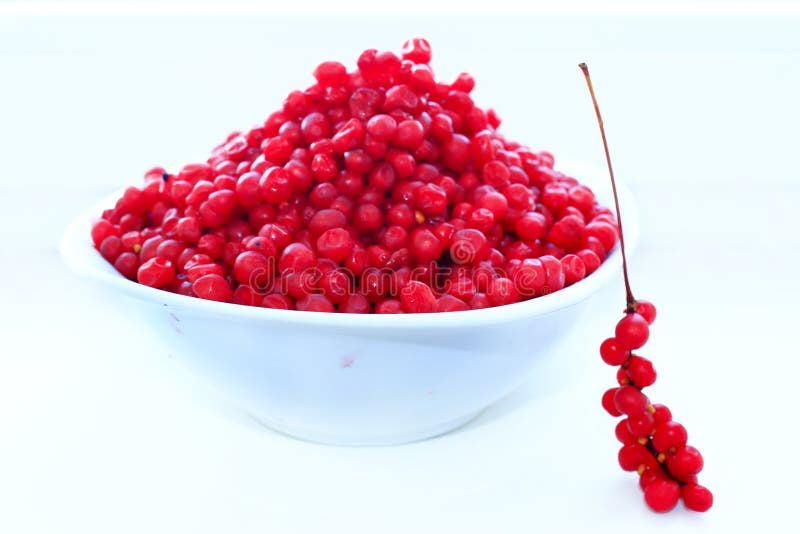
[[1, 3, 799, 533]]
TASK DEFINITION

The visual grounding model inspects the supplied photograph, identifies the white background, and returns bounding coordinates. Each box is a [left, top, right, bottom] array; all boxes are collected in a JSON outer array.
[[1, 1, 799, 532]]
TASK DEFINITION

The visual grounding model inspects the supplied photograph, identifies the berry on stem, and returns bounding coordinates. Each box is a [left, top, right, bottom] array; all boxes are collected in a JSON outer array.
[[581, 62, 712, 513]]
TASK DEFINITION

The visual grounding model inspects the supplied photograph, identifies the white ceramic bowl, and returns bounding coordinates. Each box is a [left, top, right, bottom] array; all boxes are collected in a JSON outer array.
[[61, 161, 637, 446]]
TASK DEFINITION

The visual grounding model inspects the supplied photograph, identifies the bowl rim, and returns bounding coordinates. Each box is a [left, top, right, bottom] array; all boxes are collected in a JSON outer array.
[[60, 160, 638, 330]]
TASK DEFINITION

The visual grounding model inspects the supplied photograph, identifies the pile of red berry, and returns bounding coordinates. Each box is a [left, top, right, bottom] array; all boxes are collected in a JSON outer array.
[[91, 38, 618, 313]]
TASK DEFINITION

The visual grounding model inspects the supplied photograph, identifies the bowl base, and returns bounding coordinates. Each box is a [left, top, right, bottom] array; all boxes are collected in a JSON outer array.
[[249, 410, 484, 447]]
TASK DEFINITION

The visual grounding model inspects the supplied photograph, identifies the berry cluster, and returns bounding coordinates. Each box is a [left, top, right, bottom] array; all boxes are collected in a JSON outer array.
[[601, 306, 712, 513], [580, 64, 713, 513], [91, 39, 618, 313]]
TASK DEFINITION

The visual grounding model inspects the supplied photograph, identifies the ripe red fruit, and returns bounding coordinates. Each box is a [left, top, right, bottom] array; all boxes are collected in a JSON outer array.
[[681, 483, 713, 512], [601, 388, 622, 417], [652, 421, 688, 453], [317, 228, 354, 263], [191, 273, 233, 302], [599, 337, 628, 366], [410, 228, 443, 263], [626, 411, 655, 438], [666, 445, 704, 481], [137, 257, 175, 288], [636, 299, 657, 324], [296, 294, 335, 312], [400, 280, 436, 313], [626, 355, 657, 387], [644, 479, 681, 513], [233, 251, 274, 289], [615, 313, 650, 350], [618, 443, 648, 471], [613, 386, 649, 416]]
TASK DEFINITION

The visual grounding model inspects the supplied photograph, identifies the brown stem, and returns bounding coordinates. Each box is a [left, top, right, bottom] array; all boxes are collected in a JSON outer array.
[[579, 63, 636, 311]]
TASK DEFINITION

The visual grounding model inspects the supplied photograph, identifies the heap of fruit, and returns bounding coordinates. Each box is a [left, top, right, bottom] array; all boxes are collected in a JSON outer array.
[[91, 39, 619, 313]]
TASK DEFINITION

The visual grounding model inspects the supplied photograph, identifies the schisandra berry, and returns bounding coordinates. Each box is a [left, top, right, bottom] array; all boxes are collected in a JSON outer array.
[[652, 421, 688, 453], [666, 445, 704, 481], [602, 388, 622, 417], [613, 385, 649, 416], [600, 337, 628, 366], [644, 479, 681, 513], [582, 61, 712, 513], [626, 411, 655, 438], [626, 355, 656, 387], [92, 40, 619, 314], [615, 313, 650, 350], [636, 300, 657, 324], [681, 483, 714, 512]]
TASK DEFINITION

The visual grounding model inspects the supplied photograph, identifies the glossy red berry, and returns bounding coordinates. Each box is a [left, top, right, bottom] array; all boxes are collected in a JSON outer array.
[[192, 273, 233, 302], [666, 445, 704, 481], [599, 337, 628, 366], [681, 483, 713, 512], [626, 355, 657, 387], [613, 386, 649, 416], [317, 228, 354, 263], [626, 411, 655, 438], [602, 388, 622, 417], [233, 251, 273, 289], [615, 313, 650, 350], [400, 280, 436, 313], [652, 421, 688, 453], [644, 479, 681, 513], [636, 299, 657, 324], [137, 257, 175, 288], [296, 294, 335, 312], [618, 443, 648, 471]]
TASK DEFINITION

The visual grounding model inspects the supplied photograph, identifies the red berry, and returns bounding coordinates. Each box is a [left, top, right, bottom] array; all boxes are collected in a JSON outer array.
[[626, 355, 657, 387], [114, 252, 139, 280], [401, 37, 432, 64], [450, 228, 489, 265], [192, 273, 233, 302], [561, 254, 586, 286], [626, 411, 655, 438], [99, 235, 122, 262], [615, 313, 650, 350], [233, 251, 274, 289], [313, 61, 348, 87], [602, 388, 622, 417], [400, 280, 436, 313], [317, 228, 354, 263], [613, 385, 649, 416], [651, 404, 672, 424], [414, 183, 447, 214], [636, 299, 657, 324], [644, 479, 680, 513], [599, 337, 628, 366], [681, 483, 713, 512], [639, 468, 666, 491], [435, 295, 470, 312], [666, 445, 704, 481], [652, 421, 688, 453], [618, 443, 648, 471], [410, 228, 443, 263], [296, 294, 335, 313], [338, 293, 370, 314], [137, 257, 175, 288], [91, 219, 119, 247]]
